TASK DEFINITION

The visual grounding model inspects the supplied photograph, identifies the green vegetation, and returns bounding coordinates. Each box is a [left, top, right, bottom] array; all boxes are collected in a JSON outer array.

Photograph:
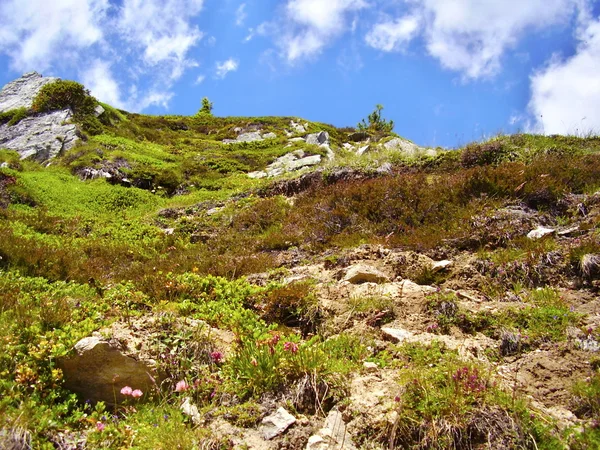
[[2, 80, 600, 447]]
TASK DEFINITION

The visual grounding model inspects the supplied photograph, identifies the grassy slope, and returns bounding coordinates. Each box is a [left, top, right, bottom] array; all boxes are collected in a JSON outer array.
[[1, 104, 600, 448]]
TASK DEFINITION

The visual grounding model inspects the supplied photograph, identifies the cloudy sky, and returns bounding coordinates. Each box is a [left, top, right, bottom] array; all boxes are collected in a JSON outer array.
[[0, 0, 599, 148]]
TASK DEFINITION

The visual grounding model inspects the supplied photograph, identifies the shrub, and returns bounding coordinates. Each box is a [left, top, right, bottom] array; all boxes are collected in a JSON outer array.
[[31, 80, 98, 116], [357, 104, 394, 134], [0, 107, 30, 126], [461, 141, 508, 167]]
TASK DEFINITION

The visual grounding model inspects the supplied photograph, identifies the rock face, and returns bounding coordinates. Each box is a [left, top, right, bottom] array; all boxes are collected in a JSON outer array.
[[0, 110, 78, 160], [0, 72, 58, 112], [0, 72, 79, 160], [58, 336, 157, 404]]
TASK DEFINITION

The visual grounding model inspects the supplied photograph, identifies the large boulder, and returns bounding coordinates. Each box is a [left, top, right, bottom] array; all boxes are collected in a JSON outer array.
[[58, 336, 158, 404], [0, 110, 78, 160], [0, 73, 79, 160], [0, 72, 58, 112], [384, 137, 436, 157]]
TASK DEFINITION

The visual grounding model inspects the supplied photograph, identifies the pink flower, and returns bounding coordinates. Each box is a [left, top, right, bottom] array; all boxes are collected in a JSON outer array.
[[131, 389, 143, 398], [283, 342, 299, 353], [96, 422, 105, 432], [175, 380, 189, 392], [210, 351, 224, 363], [120, 386, 133, 396]]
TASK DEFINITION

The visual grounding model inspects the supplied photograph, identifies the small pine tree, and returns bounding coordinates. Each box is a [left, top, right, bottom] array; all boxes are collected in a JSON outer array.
[[198, 97, 213, 115], [357, 104, 394, 133]]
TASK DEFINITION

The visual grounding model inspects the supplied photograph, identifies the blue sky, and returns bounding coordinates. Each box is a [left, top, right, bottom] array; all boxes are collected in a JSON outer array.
[[1, 0, 599, 148]]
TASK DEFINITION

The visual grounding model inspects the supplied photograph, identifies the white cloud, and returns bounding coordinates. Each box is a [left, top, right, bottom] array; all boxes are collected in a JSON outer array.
[[366, 0, 581, 79], [215, 58, 239, 78], [280, 0, 369, 62], [0, 0, 108, 72], [236, 3, 247, 27], [528, 17, 600, 135], [117, 0, 205, 81], [81, 60, 124, 108], [365, 14, 420, 52], [195, 74, 206, 85]]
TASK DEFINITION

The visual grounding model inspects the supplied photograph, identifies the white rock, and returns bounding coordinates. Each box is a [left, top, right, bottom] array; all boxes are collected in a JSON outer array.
[[288, 155, 321, 170], [237, 131, 264, 142], [381, 327, 413, 343], [363, 361, 379, 372], [527, 226, 555, 240], [343, 263, 390, 284], [260, 407, 296, 440], [289, 137, 305, 143], [94, 104, 105, 117], [306, 408, 357, 450], [180, 397, 202, 425], [356, 145, 369, 156], [431, 260, 453, 272], [248, 171, 267, 179], [263, 132, 277, 139]]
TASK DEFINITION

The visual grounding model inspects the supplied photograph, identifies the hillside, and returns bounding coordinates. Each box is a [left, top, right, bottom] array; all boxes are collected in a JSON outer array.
[[1, 74, 600, 449]]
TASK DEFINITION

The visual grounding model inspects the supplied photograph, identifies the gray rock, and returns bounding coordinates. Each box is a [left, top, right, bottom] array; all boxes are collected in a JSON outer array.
[[306, 131, 329, 146], [527, 226, 555, 240], [384, 137, 436, 157], [288, 137, 305, 143], [260, 407, 296, 440], [58, 336, 157, 404], [287, 155, 321, 170], [248, 170, 268, 179], [376, 162, 392, 174], [0, 162, 8, 169], [306, 408, 357, 450], [290, 120, 306, 134], [237, 131, 263, 142], [0, 72, 59, 113], [263, 132, 277, 140], [343, 263, 390, 284], [0, 109, 78, 160], [94, 104, 105, 117]]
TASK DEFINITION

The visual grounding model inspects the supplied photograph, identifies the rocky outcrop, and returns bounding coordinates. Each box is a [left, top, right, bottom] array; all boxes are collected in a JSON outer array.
[[223, 130, 277, 144], [0, 110, 78, 160], [58, 336, 158, 404], [0, 72, 58, 112], [248, 150, 322, 179], [383, 137, 436, 157], [0, 73, 79, 160]]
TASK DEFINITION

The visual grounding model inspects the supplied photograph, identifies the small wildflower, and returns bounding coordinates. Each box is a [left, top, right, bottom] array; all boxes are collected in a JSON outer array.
[[120, 386, 133, 396], [210, 390, 216, 398], [284, 342, 299, 353], [131, 389, 143, 398], [251, 358, 258, 366], [163, 414, 169, 421], [394, 395, 401, 402], [96, 422, 106, 432], [175, 380, 189, 392], [210, 351, 224, 363]]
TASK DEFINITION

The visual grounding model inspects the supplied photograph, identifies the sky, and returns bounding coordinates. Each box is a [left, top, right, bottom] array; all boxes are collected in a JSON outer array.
[[0, 0, 599, 148]]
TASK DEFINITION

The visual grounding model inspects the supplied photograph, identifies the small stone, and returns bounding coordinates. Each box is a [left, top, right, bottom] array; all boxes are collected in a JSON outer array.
[[343, 263, 390, 284], [163, 228, 175, 235], [363, 361, 378, 372], [180, 397, 202, 425], [356, 145, 369, 156], [431, 260, 453, 272], [381, 327, 413, 343], [260, 407, 296, 440], [306, 131, 329, 146], [263, 132, 277, 139], [527, 226, 555, 240]]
